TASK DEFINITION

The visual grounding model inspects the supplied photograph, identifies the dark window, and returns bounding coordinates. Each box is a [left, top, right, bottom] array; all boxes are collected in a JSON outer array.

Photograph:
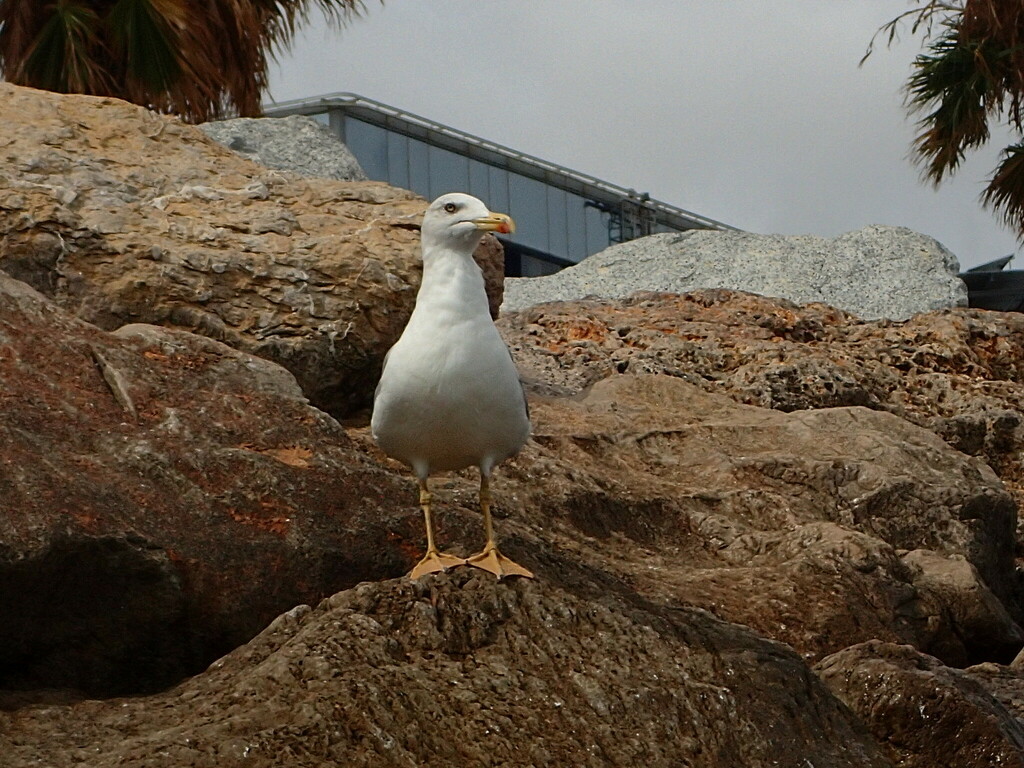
[[408, 138, 430, 198], [428, 146, 470, 198], [546, 187, 568, 258], [565, 192, 590, 263], [387, 131, 410, 191], [508, 173, 548, 253], [344, 118, 387, 180], [487, 165, 509, 213], [469, 159, 491, 204], [585, 204, 609, 256]]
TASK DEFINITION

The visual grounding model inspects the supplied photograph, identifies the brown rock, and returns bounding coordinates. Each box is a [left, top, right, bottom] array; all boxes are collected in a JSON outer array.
[[500, 290, 1024, 538], [0, 272, 909, 763], [816, 641, 1024, 768], [473, 231, 506, 319], [966, 660, 1024, 724], [0, 83, 504, 417], [9, 84, 1024, 766], [901, 549, 1023, 665], [0, 271, 417, 696], [0, 571, 892, 768], [494, 373, 1021, 665], [5, 264, 1017, 701]]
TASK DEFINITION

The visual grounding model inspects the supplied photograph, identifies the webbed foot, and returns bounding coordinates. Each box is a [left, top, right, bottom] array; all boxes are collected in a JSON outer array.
[[465, 545, 534, 580], [409, 550, 466, 579]]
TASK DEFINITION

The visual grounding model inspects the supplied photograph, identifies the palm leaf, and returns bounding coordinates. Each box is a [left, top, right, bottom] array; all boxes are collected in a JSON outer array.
[[22, 0, 109, 94], [983, 143, 1024, 234], [906, 24, 997, 183], [0, 0, 373, 121], [107, 0, 182, 95], [861, 1, 964, 66]]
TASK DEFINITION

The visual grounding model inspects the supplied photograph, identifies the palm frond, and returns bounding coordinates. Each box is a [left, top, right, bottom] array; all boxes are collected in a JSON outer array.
[[906, 24, 996, 183], [983, 142, 1024, 236], [861, 1, 963, 66], [0, 0, 44, 78], [22, 0, 109, 94], [107, 0, 182, 95], [259, 0, 367, 62], [0, 0, 374, 122]]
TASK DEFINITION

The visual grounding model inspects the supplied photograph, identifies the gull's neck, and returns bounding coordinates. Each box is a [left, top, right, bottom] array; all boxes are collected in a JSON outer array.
[[414, 242, 491, 320]]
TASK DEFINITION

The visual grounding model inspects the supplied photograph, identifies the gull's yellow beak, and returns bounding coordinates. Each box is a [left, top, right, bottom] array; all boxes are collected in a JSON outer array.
[[472, 212, 515, 235]]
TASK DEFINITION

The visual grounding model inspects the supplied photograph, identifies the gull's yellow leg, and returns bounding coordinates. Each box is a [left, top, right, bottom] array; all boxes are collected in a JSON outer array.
[[466, 474, 534, 580], [409, 478, 465, 579]]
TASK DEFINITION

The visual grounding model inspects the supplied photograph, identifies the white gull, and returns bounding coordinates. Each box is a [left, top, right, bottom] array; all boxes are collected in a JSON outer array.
[[372, 193, 533, 580]]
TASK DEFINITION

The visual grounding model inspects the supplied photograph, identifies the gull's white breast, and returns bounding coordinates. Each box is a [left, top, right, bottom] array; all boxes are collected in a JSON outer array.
[[371, 256, 529, 475]]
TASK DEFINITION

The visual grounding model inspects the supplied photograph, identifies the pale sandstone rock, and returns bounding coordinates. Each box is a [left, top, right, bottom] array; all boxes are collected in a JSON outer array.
[[0, 83, 503, 417]]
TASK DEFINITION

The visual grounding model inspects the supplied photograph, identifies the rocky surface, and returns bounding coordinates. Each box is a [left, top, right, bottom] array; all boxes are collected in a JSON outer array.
[[4, 85, 1024, 767], [499, 291, 1024, 532], [0, 83, 502, 417], [0, 571, 893, 768], [5, 265, 1019, 694], [199, 114, 368, 181], [3, 266, 1022, 761], [4, 272, 1024, 766], [0, 271, 419, 696], [817, 642, 1024, 768], [512, 373, 1021, 668], [502, 226, 968, 320]]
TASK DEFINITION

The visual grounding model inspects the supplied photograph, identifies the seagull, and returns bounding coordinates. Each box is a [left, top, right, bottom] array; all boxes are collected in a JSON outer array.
[[372, 193, 533, 580]]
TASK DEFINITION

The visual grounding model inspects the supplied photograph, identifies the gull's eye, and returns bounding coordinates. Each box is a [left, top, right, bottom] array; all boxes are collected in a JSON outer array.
[[443, 202, 458, 213]]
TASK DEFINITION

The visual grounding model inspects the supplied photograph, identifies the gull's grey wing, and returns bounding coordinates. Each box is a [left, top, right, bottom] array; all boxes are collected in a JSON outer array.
[[506, 345, 530, 421], [373, 347, 393, 403]]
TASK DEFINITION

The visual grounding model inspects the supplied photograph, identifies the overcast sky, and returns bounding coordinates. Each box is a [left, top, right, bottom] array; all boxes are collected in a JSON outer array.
[[267, 1, 1021, 269]]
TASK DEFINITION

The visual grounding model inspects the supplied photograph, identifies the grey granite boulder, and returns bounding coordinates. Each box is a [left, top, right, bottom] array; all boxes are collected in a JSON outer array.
[[502, 225, 968, 320], [199, 114, 367, 181]]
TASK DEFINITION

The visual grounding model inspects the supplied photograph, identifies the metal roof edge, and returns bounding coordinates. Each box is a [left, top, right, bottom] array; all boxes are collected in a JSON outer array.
[[262, 92, 737, 232]]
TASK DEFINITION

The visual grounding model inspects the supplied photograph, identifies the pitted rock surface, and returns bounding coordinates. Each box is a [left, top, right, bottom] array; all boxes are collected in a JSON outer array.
[[0, 572, 892, 768], [0, 83, 503, 417]]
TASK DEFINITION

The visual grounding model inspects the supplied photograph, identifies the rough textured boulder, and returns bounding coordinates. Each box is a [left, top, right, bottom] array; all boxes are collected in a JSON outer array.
[[0, 271, 416, 696], [508, 373, 1021, 667], [0, 572, 892, 768], [965, 657, 1024, 736], [499, 291, 1024, 536], [502, 226, 968, 320], [3, 269, 1019, 708], [817, 641, 1024, 768], [0, 83, 502, 417], [199, 114, 368, 181], [6, 84, 1024, 766]]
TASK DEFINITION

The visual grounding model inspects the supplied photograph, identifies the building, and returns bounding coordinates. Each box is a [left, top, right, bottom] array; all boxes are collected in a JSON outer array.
[[263, 93, 735, 276]]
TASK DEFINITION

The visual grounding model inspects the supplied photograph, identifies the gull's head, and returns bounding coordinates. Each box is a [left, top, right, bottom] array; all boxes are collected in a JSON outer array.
[[421, 193, 515, 255]]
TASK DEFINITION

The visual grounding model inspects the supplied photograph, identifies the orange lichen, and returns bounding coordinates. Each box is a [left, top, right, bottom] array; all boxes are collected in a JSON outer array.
[[226, 506, 292, 536], [235, 443, 313, 468]]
